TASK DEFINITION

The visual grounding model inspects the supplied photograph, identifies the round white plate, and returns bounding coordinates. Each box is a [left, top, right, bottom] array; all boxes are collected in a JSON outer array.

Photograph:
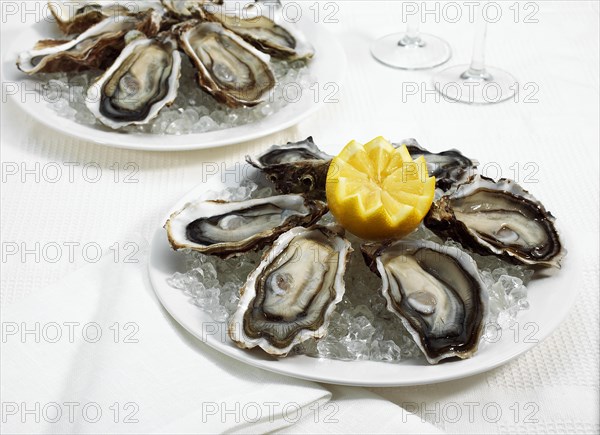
[[149, 165, 579, 387], [2, 14, 345, 151]]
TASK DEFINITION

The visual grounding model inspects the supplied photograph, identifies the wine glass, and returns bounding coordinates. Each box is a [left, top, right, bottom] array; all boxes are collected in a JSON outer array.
[[434, 19, 518, 104], [370, 11, 451, 70]]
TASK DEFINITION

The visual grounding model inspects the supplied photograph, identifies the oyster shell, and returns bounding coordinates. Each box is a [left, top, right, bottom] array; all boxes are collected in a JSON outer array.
[[246, 137, 331, 199], [176, 20, 276, 107], [425, 175, 565, 268], [204, 3, 314, 60], [165, 194, 327, 258], [229, 225, 352, 356], [395, 138, 478, 191], [362, 239, 488, 364], [86, 31, 181, 129], [17, 11, 162, 74], [48, 1, 133, 34]]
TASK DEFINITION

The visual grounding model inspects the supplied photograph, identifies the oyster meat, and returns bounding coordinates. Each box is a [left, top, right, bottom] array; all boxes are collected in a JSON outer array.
[[229, 225, 352, 356], [362, 239, 488, 364], [204, 4, 314, 60], [246, 137, 331, 199], [165, 194, 327, 258], [17, 11, 162, 74], [425, 175, 565, 268], [86, 31, 181, 129], [395, 138, 479, 191], [48, 1, 133, 34], [176, 20, 276, 107]]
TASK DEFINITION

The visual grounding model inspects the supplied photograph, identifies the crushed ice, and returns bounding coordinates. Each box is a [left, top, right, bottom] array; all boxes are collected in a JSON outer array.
[[37, 57, 311, 134], [166, 180, 534, 363]]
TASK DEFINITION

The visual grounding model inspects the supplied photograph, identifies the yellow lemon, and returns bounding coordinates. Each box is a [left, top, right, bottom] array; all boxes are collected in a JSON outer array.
[[326, 137, 435, 240]]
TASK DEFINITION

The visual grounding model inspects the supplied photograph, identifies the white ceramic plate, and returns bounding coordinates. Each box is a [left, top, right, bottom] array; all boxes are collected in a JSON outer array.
[[2, 14, 345, 151], [148, 164, 580, 387]]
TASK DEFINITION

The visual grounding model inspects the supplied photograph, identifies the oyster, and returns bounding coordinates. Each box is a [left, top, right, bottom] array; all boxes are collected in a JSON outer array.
[[204, 4, 314, 60], [17, 11, 162, 74], [160, 0, 218, 19], [48, 1, 133, 34], [425, 175, 565, 268], [176, 20, 276, 107], [395, 139, 478, 191], [86, 31, 181, 129], [246, 137, 331, 199], [248, 137, 331, 167], [362, 239, 488, 364], [229, 225, 352, 356], [165, 194, 327, 258]]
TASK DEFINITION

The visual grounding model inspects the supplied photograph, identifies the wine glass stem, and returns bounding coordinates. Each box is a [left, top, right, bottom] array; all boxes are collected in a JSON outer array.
[[464, 20, 490, 79], [399, 15, 423, 47]]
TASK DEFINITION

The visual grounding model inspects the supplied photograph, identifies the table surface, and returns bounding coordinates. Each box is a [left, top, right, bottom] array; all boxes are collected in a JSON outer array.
[[2, 1, 598, 433]]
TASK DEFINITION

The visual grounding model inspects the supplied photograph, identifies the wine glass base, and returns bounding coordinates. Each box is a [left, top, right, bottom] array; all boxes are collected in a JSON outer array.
[[434, 65, 518, 104], [370, 33, 452, 70]]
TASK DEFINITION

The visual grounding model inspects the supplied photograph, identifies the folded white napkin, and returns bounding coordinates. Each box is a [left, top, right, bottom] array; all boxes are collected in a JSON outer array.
[[1, 253, 331, 434], [1, 250, 441, 434], [283, 385, 443, 434]]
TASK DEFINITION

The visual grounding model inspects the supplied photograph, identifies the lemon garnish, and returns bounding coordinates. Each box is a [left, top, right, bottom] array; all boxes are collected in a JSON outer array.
[[326, 137, 435, 240]]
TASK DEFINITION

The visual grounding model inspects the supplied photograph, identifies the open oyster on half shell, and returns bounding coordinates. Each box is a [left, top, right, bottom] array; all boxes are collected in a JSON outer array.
[[247, 137, 331, 167], [229, 225, 352, 356], [246, 137, 331, 200], [17, 10, 162, 74], [395, 138, 479, 192], [425, 175, 565, 268], [48, 1, 134, 34], [362, 239, 488, 364], [175, 20, 276, 107], [204, 3, 314, 61], [86, 31, 181, 129], [165, 194, 327, 259]]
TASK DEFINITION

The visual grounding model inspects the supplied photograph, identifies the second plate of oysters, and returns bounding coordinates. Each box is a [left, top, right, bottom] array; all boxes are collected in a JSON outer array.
[[149, 137, 577, 386], [4, 0, 345, 150]]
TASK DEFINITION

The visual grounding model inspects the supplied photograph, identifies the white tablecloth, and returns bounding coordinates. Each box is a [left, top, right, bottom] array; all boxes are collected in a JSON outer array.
[[2, 1, 598, 433]]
